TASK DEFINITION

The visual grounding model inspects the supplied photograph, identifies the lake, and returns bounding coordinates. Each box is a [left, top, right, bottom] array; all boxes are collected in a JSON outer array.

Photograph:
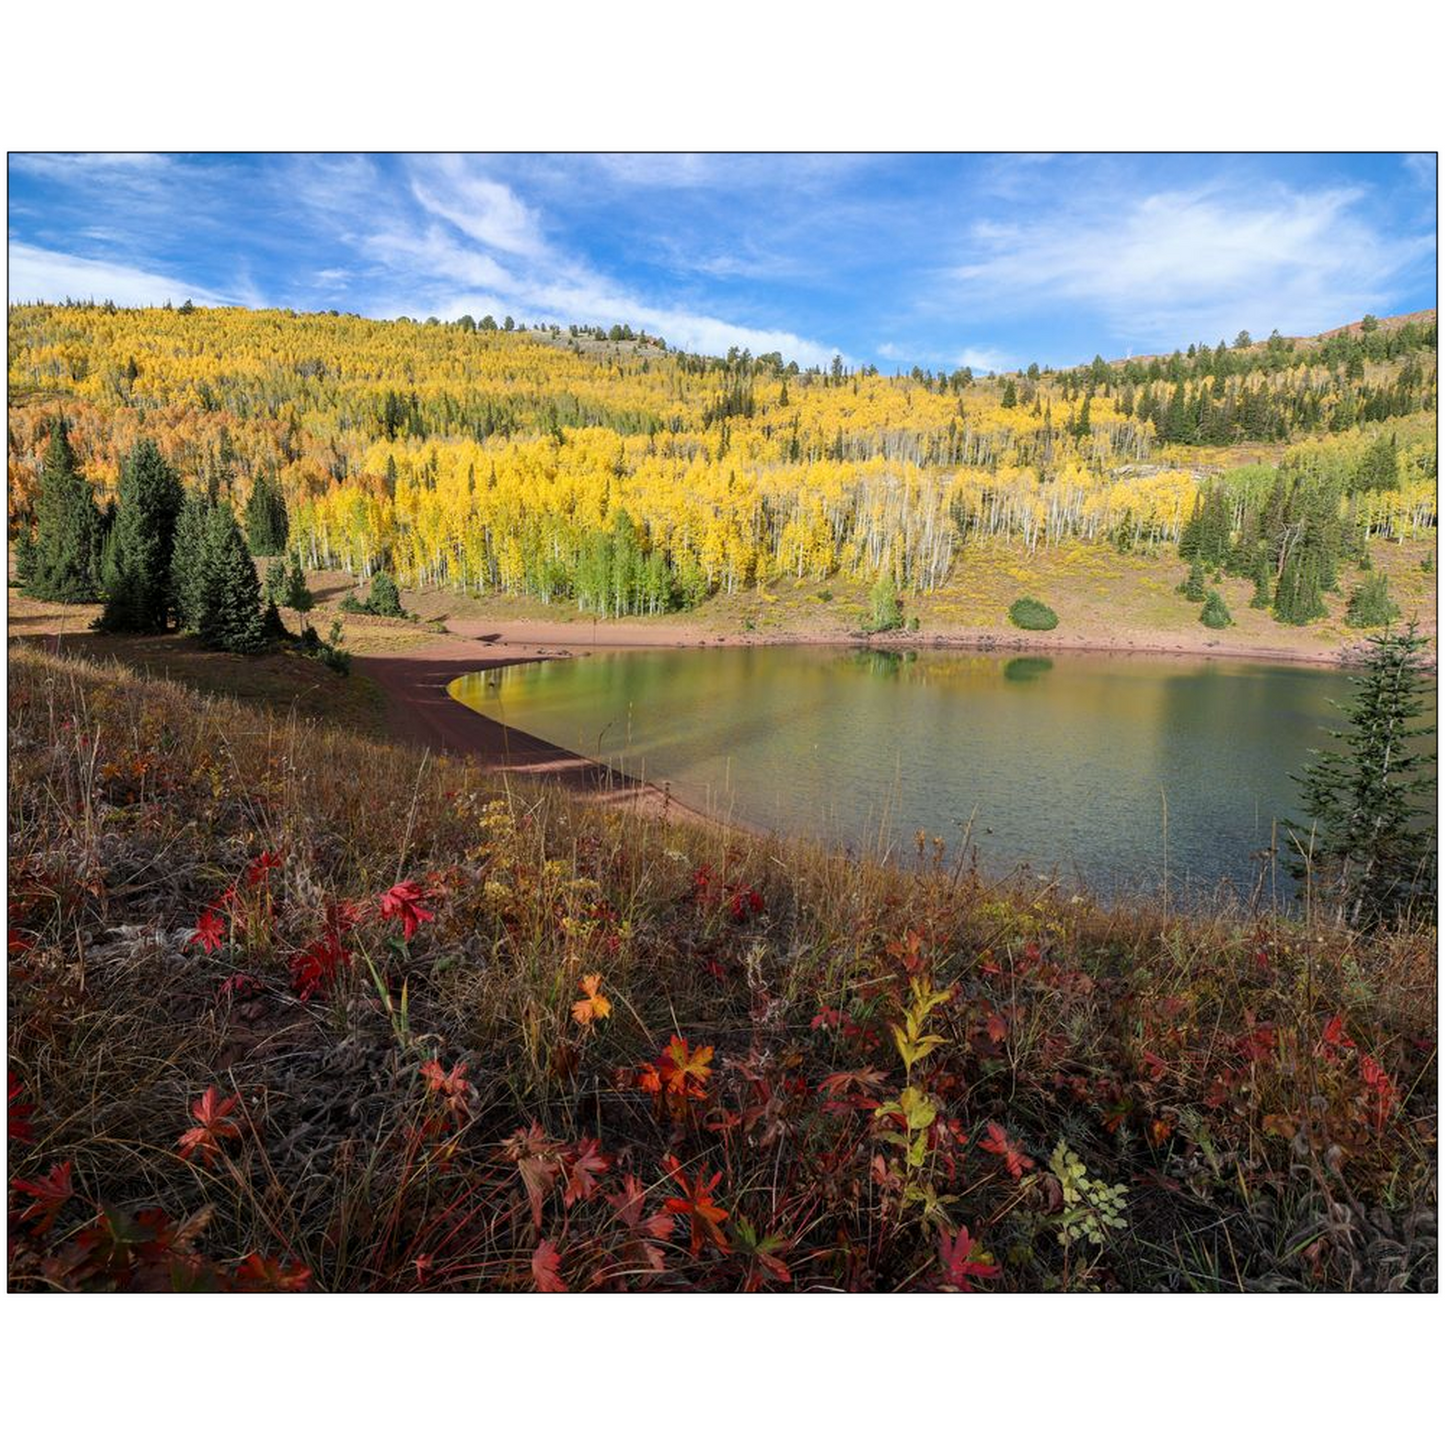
[[449, 645, 1385, 901]]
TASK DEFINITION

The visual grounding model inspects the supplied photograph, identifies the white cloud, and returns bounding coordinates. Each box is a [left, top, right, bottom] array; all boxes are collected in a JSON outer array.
[[8, 241, 232, 308], [1402, 153, 1436, 189], [946, 184, 1434, 345], [409, 156, 546, 258], [954, 346, 1011, 373], [349, 159, 843, 365]]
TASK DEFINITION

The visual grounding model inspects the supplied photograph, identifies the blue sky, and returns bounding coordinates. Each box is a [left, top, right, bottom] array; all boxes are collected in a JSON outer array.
[[8, 152, 1437, 372]]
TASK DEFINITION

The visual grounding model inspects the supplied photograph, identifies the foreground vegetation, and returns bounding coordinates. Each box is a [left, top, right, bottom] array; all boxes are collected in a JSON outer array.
[[8, 645, 1436, 1291]]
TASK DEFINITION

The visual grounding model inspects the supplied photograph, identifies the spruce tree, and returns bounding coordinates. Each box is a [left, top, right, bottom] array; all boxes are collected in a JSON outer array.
[[1249, 555, 1273, 609], [98, 439, 184, 632], [28, 418, 104, 602], [1179, 562, 1207, 602], [282, 557, 315, 617], [1200, 590, 1232, 628], [366, 571, 404, 617], [244, 468, 289, 555], [263, 555, 288, 606], [1344, 573, 1400, 629], [1286, 626, 1436, 928], [198, 504, 266, 653], [170, 491, 213, 633]]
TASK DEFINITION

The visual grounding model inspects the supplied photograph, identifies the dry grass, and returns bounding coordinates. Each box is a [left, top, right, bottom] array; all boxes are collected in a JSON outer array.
[[8, 643, 1436, 1292]]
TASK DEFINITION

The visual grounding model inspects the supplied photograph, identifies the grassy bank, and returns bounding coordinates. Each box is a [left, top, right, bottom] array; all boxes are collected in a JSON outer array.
[[7, 645, 1437, 1291]]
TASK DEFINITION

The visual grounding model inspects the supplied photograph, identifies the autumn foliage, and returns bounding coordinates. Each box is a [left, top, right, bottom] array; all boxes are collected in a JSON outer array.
[[7, 646, 1437, 1292]]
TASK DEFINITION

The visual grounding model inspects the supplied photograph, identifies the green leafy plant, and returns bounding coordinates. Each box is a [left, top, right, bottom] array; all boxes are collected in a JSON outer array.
[[1008, 596, 1058, 631]]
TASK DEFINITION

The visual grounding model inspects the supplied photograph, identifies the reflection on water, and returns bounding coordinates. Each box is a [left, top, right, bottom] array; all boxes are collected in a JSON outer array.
[[448, 646, 1432, 901]]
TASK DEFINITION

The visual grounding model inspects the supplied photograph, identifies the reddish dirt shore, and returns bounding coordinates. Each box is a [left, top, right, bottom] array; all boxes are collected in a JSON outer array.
[[350, 633, 718, 824]]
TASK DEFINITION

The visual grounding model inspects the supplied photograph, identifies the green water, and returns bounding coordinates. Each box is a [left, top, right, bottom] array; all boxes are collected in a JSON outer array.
[[448, 645, 1409, 900]]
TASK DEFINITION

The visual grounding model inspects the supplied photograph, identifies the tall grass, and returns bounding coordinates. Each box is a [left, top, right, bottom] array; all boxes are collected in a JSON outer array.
[[7, 645, 1436, 1291]]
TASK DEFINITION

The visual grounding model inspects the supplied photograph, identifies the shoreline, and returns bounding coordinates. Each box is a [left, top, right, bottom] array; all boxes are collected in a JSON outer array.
[[346, 616, 1394, 827]]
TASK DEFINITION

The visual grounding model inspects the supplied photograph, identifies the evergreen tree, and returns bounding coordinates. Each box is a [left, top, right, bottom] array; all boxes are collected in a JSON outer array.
[[97, 439, 184, 632], [198, 504, 265, 653], [263, 555, 288, 606], [27, 418, 104, 602], [1286, 627, 1436, 928], [1200, 590, 1232, 628], [366, 571, 405, 617], [244, 468, 289, 554], [170, 491, 213, 633], [1249, 554, 1273, 609], [282, 557, 315, 617], [1179, 561, 1207, 602], [1344, 573, 1400, 629]]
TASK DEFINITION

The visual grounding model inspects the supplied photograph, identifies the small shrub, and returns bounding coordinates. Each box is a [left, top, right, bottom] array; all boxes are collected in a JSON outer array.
[[298, 620, 351, 675], [1200, 590, 1232, 629], [340, 571, 411, 619], [1008, 597, 1058, 631], [869, 574, 903, 632], [1178, 562, 1207, 602], [1344, 573, 1400, 629]]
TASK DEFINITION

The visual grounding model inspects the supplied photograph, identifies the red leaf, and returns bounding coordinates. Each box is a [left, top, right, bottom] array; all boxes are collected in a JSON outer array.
[[661, 1155, 730, 1256], [235, 1252, 312, 1291], [378, 880, 435, 941], [938, 1224, 1002, 1291], [562, 1137, 610, 1207], [186, 909, 226, 954], [11, 1160, 74, 1234], [176, 1086, 242, 1167], [978, 1122, 1034, 1179], [532, 1238, 568, 1293]]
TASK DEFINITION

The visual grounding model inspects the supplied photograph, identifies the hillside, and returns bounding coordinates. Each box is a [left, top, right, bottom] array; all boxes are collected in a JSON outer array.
[[7, 303, 1437, 649], [7, 644, 1436, 1291]]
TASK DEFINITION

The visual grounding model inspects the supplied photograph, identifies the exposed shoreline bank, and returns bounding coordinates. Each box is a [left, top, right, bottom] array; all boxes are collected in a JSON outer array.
[[347, 615, 1390, 835]]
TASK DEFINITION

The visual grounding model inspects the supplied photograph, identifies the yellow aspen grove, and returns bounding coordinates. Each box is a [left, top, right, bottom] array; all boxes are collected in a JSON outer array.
[[7, 304, 1436, 614]]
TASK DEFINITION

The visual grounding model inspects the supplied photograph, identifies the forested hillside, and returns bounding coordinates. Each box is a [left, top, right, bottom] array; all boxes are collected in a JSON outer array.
[[7, 303, 1437, 617]]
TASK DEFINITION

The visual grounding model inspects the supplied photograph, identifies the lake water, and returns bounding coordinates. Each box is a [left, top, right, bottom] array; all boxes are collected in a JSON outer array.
[[449, 646, 1390, 901]]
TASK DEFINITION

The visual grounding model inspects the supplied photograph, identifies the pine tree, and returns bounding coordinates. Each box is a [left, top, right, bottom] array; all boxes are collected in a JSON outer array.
[[263, 555, 288, 606], [98, 439, 184, 631], [1344, 573, 1400, 629], [1286, 626, 1436, 928], [198, 504, 265, 653], [1200, 590, 1232, 628], [282, 557, 315, 617], [1249, 554, 1273, 609], [1179, 561, 1207, 602], [27, 418, 104, 602], [170, 491, 213, 633], [244, 468, 289, 555], [366, 571, 404, 617]]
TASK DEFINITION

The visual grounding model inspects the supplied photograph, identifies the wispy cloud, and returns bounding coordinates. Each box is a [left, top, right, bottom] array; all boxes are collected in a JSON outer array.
[[408, 156, 548, 258], [8, 241, 233, 308], [944, 182, 1434, 347], [954, 346, 1012, 374], [6, 155, 1436, 369]]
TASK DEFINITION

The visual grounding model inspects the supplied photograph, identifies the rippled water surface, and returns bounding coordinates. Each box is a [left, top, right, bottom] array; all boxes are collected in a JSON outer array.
[[449, 646, 1415, 899]]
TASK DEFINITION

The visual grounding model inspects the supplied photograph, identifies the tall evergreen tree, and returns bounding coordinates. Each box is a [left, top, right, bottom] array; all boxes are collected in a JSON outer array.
[[98, 439, 184, 631], [1287, 627, 1436, 928], [244, 467, 289, 555], [27, 418, 104, 602], [198, 504, 266, 653], [170, 491, 213, 633]]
